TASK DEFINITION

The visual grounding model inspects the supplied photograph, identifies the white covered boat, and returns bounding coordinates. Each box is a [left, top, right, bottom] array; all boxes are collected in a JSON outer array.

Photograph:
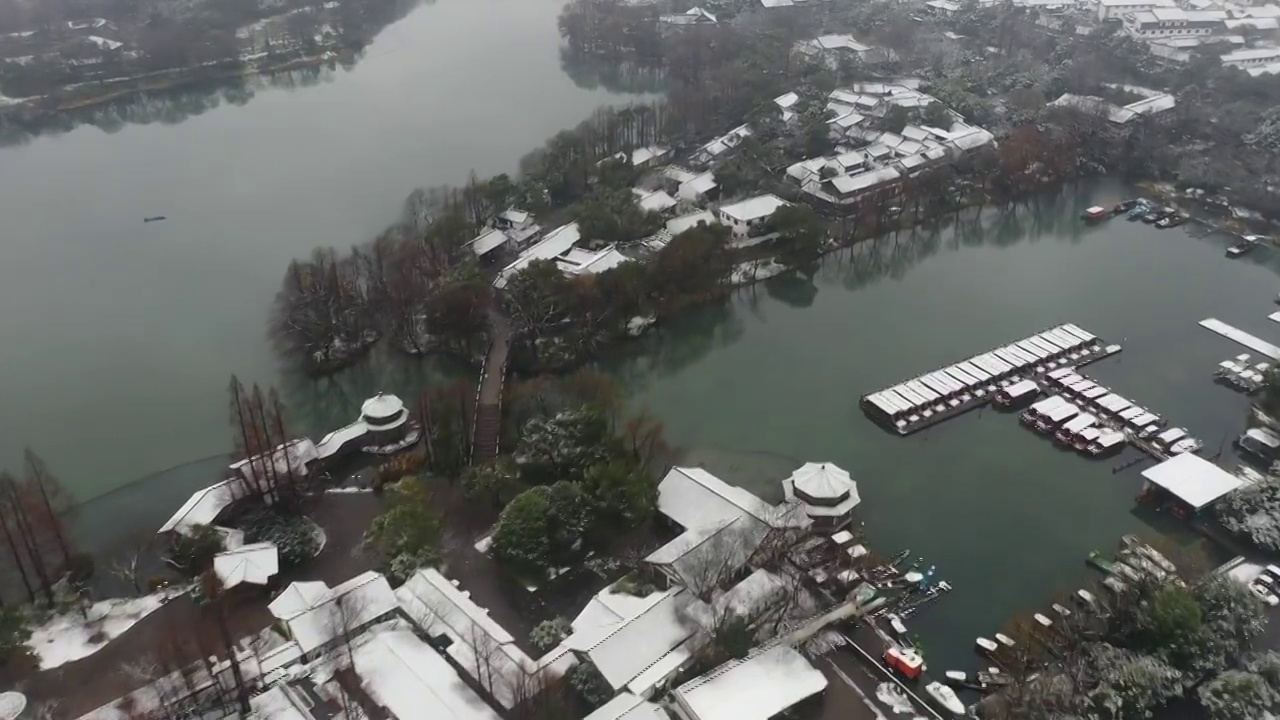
[[1075, 589, 1097, 607], [994, 633, 1016, 648], [926, 682, 966, 716], [1033, 613, 1053, 629], [1051, 602, 1072, 618], [1154, 427, 1188, 450], [1170, 437, 1202, 455], [975, 636, 998, 653], [1088, 430, 1127, 456]]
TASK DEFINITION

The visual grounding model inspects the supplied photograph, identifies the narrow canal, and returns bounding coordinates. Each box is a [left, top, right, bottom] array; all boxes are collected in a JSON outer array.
[[608, 180, 1277, 671]]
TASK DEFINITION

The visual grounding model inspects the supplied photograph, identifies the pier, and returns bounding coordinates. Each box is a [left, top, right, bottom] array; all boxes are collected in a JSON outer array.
[[861, 324, 1120, 436], [1199, 318, 1280, 361]]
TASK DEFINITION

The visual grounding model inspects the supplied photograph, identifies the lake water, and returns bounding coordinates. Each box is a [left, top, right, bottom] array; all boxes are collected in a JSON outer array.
[[610, 181, 1277, 669], [0, 0, 637, 503]]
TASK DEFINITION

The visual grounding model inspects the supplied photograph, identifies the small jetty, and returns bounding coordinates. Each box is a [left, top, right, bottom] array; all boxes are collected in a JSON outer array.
[[1033, 370, 1200, 460], [862, 324, 1120, 436], [1200, 318, 1280, 361]]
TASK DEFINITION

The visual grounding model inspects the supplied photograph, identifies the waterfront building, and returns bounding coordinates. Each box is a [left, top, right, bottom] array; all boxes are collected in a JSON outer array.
[[1049, 85, 1176, 126], [1139, 453, 1245, 517], [671, 645, 827, 720], [793, 34, 892, 68], [466, 228, 512, 261], [1094, 0, 1174, 21], [644, 467, 808, 593], [715, 194, 791, 244], [1124, 8, 1227, 38], [782, 462, 861, 531], [659, 7, 718, 26], [359, 392, 411, 447], [1221, 45, 1280, 68]]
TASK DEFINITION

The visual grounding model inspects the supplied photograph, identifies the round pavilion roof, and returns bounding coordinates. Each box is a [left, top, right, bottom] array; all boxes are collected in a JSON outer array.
[[361, 392, 406, 422], [788, 462, 856, 500]]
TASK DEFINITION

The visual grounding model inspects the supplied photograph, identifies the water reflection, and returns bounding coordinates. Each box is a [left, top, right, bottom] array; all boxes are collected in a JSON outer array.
[[558, 48, 668, 95]]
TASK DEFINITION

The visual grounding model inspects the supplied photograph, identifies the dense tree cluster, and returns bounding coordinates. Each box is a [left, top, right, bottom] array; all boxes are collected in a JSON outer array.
[[480, 403, 660, 579], [1216, 473, 1280, 553], [240, 508, 320, 567], [985, 574, 1270, 719], [0, 449, 80, 608], [362, 477, 443, 582]]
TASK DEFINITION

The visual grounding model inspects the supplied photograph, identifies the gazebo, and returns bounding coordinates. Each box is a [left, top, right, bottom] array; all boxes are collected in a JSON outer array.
[[359, 392, 411, 446], [782, 462, 861, 531]]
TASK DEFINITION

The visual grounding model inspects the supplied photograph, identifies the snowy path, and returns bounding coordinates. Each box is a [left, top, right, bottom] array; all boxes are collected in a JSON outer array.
[[28, 588, 184, 670]]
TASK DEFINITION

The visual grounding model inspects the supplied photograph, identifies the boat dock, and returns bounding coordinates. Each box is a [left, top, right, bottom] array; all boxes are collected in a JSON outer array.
[[1200, 318, 1280, 361], [861, 324, 1120, 436], [1034, 370, 1193, 461]]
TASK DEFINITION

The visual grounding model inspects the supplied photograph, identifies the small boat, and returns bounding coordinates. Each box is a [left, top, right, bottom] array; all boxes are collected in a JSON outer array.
[[1135, 546, 1176, 574], [977, 668, 1011, 687], [1074, 427, 1101, 451], [1088, 430, 1126, 456], [1033, 613, 1053, 629], [1112, 561, 1143, 583], [1113, 199, 1138, 214], [1228, 236, 1260, 257], [1127, 201, 1152, 219], [1142, 208, 1171, 224], [993, 378, 1040, 410], [925, 682, 967, 715], [888, 549, 911, 567], [1103, 575, 1128, 593], [1087, 550, 1114, 574], [1035, 402, 1080, 434], [994, 633, 1016, 648], [1154, 427, 1188, 450], [1075, 589, 1097, 607], [1055, 413, 1096, 445], [976, 636, 998, 653], [1081, 206, 1108, 221], [887, 614, 909, 635], [143, 215, 167, 223], [1155, 213, 1187, 229], [1121, 551, 1168, 580], [1051, 602, 1072, 618], [1170, 437, 1202, 455]]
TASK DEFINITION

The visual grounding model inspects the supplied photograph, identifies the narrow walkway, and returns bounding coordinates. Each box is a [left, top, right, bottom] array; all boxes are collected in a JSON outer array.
[[472, 309, 511, 463]]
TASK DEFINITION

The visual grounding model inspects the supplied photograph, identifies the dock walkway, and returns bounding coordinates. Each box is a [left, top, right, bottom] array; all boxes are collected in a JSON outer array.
[[1200, 318, 1280, 361]]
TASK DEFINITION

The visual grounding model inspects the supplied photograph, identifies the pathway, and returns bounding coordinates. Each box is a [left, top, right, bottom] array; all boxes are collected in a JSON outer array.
[[472, 309, 511, 464]]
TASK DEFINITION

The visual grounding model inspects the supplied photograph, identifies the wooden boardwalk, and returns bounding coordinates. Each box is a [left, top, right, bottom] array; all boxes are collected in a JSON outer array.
[[471, 309, 510, 464]]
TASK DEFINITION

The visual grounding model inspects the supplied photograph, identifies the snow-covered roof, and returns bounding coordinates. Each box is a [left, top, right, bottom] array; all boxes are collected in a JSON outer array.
[[645, 516, 769, 588], [713, 568, 787, 619], [495, 222, 583, 287], [774, 91, 800, 109], [250, 684, 313, 720], [558, 246, 633, 276], [571, 586, 669, 635], [667, 210, 719, 236], [352, 626, 502, 720], [828, 167, 901, 195], [158, 478, 254, 535], [585, 693, 670, 720], [672, 645, 828, 720], [679, 172, 718, 198], [397, 568, 572, 709], [361, 392, 407, 422], [632, 146, 671, 166], [86, 35, 122, 50], [229, 438, 319, 486], [656, 467, 795, 530], [633, 188, 679, 213], [213, 542, 279, 589], [1141, 454, 1245, 510], [659, 7, 717, 24], [804, 34, 871, 53], [785, 462, 857, 501], [498, 209, 530, 225], [663, 166, 698, 184], [468, 228, 510, 257], [563, 589, 698, 694], [1222, 46, 1280, 64], [696, 125, 752, 159], [271, 571, 398, 653], [316, 420, 368, 459], [717, 194, 790, 223]]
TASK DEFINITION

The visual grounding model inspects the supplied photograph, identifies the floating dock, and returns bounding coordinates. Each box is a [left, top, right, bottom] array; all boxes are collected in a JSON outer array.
[[1200, 318, 1280, 361], [862, 324, 1120, 436]]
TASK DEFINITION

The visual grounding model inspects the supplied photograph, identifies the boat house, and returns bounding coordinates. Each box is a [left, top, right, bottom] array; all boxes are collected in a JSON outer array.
[[670, 645, 828, 720], [1140, 453, 1245, 517]]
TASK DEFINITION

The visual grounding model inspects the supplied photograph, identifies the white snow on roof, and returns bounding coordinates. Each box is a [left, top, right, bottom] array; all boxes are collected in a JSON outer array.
[[718, 194, 790, 223], [786, 462, 856, 500], [496, 222, 582, 287], [774, 91, 800, 109], [673, 645, 827, 720], [158, 478, 253, 535], [397, 568, 573, 709], [559, 246, 633, 277], [468, 228, 510, 257], [713, 568, 787, 619], [250, 684, 312, 720], [229, 437, 318, 486], [361, 392, 406, 422], [585, 692, 670, 720], [828, 167, 901, 195], [678, 171, 718, 200], [270, 571, 398, 653], [213, 542, 279, 589], [667, 210, 719, 236], [656, 467, 793, 530], [572, 586, 669, 635], [1141, 454, 1245, 510], [563, 589, 697, 693], [632, 146, 670, 166], [633, 188, 679, 213], [352, 626, 502, 720], [86, 35, 122, 50], [498, 209, 530, 225], [663, 166, 699, 184], [645, 516, 768, 588]]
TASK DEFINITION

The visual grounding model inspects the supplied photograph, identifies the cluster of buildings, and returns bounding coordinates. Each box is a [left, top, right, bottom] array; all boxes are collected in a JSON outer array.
[[156, 392, 418, 589], [781, 82, 995, 207], [96, 462, 867, 720], [1048, 84, 1178, 128]]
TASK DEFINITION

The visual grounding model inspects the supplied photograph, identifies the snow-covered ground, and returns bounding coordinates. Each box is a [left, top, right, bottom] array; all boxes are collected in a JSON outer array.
[[29, 588, 184, 670]]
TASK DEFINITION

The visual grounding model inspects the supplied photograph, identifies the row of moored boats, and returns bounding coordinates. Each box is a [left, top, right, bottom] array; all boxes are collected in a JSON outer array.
[[1086, 534, 1180, 595], [1013, 367, 1202, 456], [863, 324, 1112, 433]]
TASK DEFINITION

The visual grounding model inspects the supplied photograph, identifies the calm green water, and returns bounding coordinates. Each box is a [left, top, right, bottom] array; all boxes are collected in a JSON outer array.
[[610, 181, 1276, 669], [0, 0, 639, 503]]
